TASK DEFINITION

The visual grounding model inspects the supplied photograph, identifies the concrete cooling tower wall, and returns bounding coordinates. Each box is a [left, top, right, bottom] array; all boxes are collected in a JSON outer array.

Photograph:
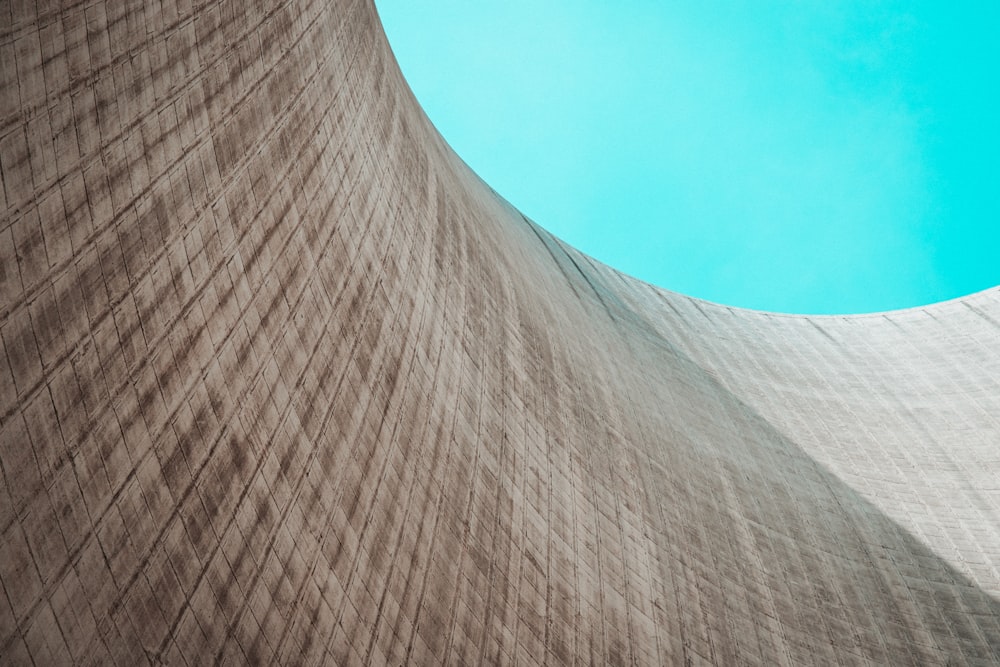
[[2, 0, 999, 664]]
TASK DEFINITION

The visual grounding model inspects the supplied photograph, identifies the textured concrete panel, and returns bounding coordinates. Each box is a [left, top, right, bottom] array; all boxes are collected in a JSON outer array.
[[1, 1, 999, 664]]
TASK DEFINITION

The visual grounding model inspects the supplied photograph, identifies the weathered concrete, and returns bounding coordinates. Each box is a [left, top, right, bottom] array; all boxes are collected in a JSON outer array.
[[1, 1, 999, 664]]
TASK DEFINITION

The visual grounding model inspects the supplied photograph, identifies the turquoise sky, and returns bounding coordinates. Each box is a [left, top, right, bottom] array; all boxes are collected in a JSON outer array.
[[376, 1, 999, 314]]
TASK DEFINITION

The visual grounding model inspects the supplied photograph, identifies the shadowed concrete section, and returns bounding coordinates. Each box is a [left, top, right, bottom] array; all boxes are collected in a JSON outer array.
[[1, 0, 999, 664]]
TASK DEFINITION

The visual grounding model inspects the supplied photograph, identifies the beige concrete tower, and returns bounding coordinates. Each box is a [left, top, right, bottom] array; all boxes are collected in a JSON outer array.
[[1, 0, 999, 664]]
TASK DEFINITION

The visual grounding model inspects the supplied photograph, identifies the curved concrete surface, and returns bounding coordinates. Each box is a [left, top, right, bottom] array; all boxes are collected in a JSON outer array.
[[2, 1, 999, 664]]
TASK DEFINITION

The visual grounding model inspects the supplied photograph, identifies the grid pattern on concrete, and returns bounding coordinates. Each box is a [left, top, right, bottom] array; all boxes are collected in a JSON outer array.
[[1, 0, 999, 664]]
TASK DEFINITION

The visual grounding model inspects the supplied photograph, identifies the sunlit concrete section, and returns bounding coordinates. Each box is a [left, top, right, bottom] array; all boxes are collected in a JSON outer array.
[[2, 0, 1000, 664]]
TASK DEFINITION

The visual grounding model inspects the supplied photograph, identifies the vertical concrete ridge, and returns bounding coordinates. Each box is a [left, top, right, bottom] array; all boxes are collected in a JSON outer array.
[[1, 0, 999, 664]]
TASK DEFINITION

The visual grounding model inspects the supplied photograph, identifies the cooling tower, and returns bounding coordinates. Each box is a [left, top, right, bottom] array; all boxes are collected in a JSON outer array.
[[1, 1, 999, 664]]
